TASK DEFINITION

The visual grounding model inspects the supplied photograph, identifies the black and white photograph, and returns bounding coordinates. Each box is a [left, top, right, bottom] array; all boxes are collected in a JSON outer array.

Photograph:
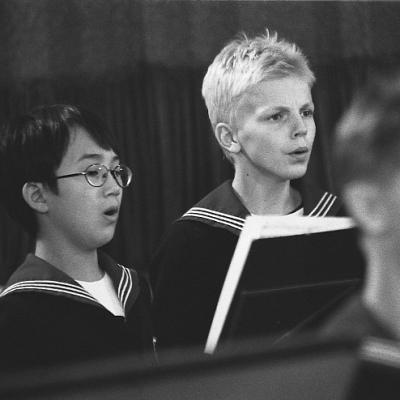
[[1, 1, 400, 398]]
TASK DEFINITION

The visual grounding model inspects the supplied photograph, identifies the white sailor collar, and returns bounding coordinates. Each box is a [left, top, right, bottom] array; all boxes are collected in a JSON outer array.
[[180, 180, 341, 236], [0, 252, 140, 314]]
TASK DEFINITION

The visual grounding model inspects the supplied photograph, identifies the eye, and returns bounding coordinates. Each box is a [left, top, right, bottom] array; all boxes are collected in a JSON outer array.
[[301, 109, 314, 118], [267, 113, 283, 121], [86, 165, 105, 178], [86, 169, 100, 177]]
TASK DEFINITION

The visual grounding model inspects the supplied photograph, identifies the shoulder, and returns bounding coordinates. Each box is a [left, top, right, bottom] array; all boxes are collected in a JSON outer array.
[[320, 294, 392, 340], [152, 218, 238, 269], [157, 179, 246, 247], [166, 217, 230, 244], [179, 180, 248, 235], [157, 202, 242, 251], [0, 291, 67, 332], [0, 291, 32, 314]]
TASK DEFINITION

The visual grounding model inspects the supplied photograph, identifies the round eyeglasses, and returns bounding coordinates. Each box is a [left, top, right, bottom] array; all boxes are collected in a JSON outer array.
[[55, 164, 133, 188]]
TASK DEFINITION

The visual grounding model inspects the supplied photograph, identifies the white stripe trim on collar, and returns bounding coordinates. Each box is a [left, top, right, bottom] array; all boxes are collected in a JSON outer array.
[[183, 193, 336, 230], [124, 268, 133, 308], [118, 265, 133, 308], [184, 211, 244, 231], [118, 267, 127, 300], [0, 280, 98, 303], [318, 195, 337, 217], [308, 192, 336, 217], [188, 207, 246, 223], [308, 192, 328, 216], [183, 207, 245, 230]]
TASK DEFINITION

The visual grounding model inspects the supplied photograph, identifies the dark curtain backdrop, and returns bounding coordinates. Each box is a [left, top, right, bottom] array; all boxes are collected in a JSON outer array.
[[1, 1, 400, 282]]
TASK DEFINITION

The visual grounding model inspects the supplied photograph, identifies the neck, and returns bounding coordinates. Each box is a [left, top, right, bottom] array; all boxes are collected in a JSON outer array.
[[35, 235, 103, 282], [232, 171, 299, 215], [362, 235, 400, 340]]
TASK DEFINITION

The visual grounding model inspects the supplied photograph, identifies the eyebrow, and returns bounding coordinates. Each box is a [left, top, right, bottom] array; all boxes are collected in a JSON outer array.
[[258, 102, 314, 114], [76, 153, 120, 163], [300, 102, 315, 109]]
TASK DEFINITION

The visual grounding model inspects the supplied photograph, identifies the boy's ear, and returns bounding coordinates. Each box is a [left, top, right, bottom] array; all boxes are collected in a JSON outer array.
[[214, 123, 241, 154], [22, 182, 49, 214], [343, 182, 388, 235]]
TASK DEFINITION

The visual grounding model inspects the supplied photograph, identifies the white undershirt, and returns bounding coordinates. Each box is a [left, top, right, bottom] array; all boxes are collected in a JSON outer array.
[[76, 273, 125, 317], [251, 207, 304, 217], [290, 207, 304, 216]]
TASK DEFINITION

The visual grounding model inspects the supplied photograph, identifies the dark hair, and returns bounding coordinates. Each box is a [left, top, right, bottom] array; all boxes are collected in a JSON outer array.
[[334, 72, 400, 189], [0, 104, 119, 236]]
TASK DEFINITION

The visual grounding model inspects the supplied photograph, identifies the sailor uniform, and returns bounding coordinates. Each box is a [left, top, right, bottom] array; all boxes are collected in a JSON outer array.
[[0, 252, 154, 369], [152, 180, 343, 350]]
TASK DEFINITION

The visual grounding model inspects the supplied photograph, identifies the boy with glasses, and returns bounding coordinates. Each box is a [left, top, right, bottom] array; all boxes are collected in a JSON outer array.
[[0, 104, 154, 369]]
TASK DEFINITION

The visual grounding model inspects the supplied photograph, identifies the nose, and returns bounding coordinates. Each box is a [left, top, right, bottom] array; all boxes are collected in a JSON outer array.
[[291, 114, 307, 139], [103, 173, 122, 197]]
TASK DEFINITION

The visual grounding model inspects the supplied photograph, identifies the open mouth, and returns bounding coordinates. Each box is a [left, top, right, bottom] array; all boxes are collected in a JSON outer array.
[[104, 207, 119, 217], [289, 147, 308, 155]]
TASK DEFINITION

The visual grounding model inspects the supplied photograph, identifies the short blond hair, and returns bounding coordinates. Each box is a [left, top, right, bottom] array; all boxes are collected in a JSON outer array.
[[202, 29, 315, 130]]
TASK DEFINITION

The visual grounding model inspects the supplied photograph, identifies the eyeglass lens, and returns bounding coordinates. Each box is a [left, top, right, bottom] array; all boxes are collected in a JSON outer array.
[[113, 165, 131, 187], [86, 165, 132, 187]]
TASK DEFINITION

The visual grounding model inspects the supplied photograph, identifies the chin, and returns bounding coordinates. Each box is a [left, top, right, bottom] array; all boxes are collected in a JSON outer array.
[[286, 166, 308, 180], [279, 172, 306, 181], [94, 231, 116, 249]]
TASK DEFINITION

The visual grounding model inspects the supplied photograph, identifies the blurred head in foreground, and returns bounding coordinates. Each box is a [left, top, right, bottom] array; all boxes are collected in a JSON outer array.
[[334, 72, 400, 338]]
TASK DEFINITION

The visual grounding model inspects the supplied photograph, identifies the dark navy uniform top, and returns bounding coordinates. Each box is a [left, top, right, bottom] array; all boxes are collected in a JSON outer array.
[[152, 180, 343, 350], [0, 252, 155, 370]]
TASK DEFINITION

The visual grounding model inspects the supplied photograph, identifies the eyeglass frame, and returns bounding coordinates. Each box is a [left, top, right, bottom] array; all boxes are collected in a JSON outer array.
[[55, 163, 133, 188]]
